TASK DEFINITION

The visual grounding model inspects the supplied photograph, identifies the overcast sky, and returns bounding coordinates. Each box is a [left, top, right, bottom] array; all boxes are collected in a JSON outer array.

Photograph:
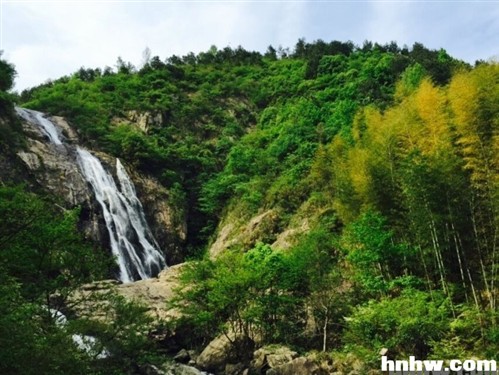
[[3, 0, 499, 92]]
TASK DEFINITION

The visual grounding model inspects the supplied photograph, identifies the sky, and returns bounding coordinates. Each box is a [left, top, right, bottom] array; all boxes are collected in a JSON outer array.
[[2, 0, 499, 92]]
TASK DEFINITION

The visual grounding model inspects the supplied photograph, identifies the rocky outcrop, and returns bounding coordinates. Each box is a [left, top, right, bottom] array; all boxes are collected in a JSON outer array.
[[72, 263, 185, 323], [15, 114, 105, 241], [270, 217, 310, 250], [208, 210, 281, 258], [111, 110, 164, 134], [51, 116, 79, 142], [208, 221, 236, 259], [17, 119, 91, 207], [115, 263, 185, 321], [208, 206, 313, 259]]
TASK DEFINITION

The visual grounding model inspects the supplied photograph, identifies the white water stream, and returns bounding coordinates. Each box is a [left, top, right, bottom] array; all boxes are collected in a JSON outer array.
[[15, 107, 63, 145], [76, 148, 166, 282]]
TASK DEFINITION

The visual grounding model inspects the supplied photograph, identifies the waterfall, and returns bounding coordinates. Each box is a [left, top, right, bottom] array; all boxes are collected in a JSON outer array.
[[15, 107, 63, 145], [76, 148, 166, 282], [16, 107, 166, 283]]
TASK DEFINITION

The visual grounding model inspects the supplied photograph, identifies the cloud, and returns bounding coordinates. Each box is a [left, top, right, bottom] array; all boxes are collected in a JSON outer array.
[[366, 2, 411, 45], [5, 1, 311, 90], [4, 2, 131, 89], [3, 1, 498, 91], [364, 1, 499, 61]]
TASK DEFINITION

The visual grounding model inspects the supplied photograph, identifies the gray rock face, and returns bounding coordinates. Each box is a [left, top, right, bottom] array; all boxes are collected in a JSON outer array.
[[129, 168, 186, 265], [16, 117, 103, 241], [51, 116, 79, 142], [16, 131, 90, 206], [69, 264, 185, 328]]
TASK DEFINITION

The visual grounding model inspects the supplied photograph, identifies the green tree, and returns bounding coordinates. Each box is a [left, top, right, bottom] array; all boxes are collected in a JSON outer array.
[[0, 186, 110, 374], [0, 53, 16, 91], [0, 186, 108, 302], [173, 243, 306, 352], [344, 289, 451, 359], [340, 211, 416, 297]]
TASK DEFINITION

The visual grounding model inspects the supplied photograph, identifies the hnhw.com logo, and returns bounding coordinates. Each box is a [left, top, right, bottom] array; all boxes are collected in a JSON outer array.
[[381, 356, 497, 374]]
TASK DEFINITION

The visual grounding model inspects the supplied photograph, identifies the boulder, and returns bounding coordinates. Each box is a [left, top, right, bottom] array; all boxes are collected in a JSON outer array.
[[251, 346, 298, 373], [174, 349, 191, 364], [196, 333, 237, 372], [266, 357, 326, 375], [266, 350, 298, 369], [141, 364, 167, 375], [330, 353, 365, 375], [224, 363, 246, 375], [160, 362, 205, 375]]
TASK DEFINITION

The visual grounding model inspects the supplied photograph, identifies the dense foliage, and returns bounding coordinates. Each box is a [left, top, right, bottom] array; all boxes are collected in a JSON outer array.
[[0, 184, 161, 374], [19, 40, 466, 254], [10, 39, 499, 369]]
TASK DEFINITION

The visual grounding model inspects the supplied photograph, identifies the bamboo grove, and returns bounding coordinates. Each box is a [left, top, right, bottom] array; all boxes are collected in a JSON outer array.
[[312, 64, 498, 311]]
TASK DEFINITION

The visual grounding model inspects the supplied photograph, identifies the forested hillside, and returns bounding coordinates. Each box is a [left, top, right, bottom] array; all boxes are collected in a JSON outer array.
[[2, 40, 498, 373]]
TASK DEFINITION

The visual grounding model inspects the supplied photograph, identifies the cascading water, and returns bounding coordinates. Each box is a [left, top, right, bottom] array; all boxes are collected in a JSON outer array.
[[15, 107, 166, 283], [15, 107, 63, 145], [76, 148, 166, 282]]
